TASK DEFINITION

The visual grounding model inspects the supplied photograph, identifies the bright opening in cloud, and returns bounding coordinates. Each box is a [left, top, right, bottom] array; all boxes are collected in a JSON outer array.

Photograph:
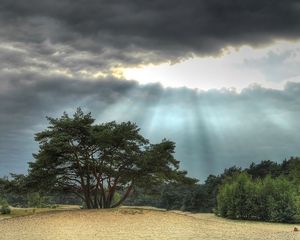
[[121, 41, 300, 91]]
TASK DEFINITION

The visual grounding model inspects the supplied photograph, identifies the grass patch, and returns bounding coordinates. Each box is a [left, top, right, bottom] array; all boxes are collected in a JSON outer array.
[[0, 205, 80, 220]]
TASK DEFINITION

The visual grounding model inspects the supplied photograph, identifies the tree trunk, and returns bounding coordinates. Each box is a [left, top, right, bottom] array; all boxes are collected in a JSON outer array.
[[111, 184, 133, 208], [84, 194, 92, 208], [93, 190, 98, 208]]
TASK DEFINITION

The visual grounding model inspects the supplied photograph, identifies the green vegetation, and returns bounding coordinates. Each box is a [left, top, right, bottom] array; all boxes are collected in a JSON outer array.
[[125, 158, 300, 223], [2, 157, 300, 223], [216, 173, 299, 222], [27, 193, 55, 208], [0, 108, 299, 223], [0, 198, 11, 214], [1, 108, 195, 210]]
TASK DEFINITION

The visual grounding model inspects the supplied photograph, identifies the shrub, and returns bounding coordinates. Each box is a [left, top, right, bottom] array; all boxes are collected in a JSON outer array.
[[0, 198, 11, 214], [1, 205, 11, 214], [27, 192, 53, 208], [216, 173, 299, 223], [159, 184, 187, 210], [217, 173, 258, 219]]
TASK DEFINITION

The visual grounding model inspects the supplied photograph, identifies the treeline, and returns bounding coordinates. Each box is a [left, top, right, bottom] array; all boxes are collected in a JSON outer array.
[[216, 157, 300, 222], [1, 110, 299, 222], [0, 175, 81, 209], [125, 157, 300, 222], [1, 157, 300, 222]]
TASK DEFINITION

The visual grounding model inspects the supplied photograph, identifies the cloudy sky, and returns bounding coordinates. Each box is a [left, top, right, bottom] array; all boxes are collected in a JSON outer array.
[[1, 0, 300, 181]]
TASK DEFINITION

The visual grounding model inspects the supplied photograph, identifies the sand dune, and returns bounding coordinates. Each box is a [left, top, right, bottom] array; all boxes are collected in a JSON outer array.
[[0, 208, 299, 240]]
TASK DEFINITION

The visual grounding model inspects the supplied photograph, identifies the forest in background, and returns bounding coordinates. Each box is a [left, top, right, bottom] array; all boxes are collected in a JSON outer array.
[[1, 157, 299, 222], [0, 109, 299, 223]]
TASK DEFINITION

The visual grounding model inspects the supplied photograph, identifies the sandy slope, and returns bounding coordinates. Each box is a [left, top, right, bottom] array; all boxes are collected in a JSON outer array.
[[0, 209, 299, 240]]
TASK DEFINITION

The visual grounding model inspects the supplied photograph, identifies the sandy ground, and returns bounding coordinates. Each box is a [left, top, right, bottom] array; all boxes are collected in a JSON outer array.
[[0, 208, 299, 240]]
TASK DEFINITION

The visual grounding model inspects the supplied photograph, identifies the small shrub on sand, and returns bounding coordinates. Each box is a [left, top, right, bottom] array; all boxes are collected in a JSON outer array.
[[0, 199, 11, 215]]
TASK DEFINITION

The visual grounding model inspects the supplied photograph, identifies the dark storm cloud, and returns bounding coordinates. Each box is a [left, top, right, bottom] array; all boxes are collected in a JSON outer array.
[[1, 0, 300, 71], [0, 73, 144, 176], [1, 72, 300, 179], [1, 0, 300, 179]]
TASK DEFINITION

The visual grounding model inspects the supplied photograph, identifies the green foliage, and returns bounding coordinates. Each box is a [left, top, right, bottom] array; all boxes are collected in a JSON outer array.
[[112, 192, 122, 206], [282, 157, 300, 186], [2, 110, 300, 217], [1, 205, 11, 214], [246, 160, 280, 179], [182, 185, 212, 212], [0, 198, 11, 214], [159, 184, 188, 210], [216, 173, 299, 222], [0, 178, 7, 194], [124, 185, 162, 207], [27, 192, 53, 208], [261, 177, 298, 222], [27, 193, 42, 208], [125, 158, 300, 214], [27, 108, 192, 209], [1, 175, 30, 207]]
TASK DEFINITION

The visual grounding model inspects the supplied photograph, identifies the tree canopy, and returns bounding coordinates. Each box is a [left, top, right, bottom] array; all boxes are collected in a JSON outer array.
[[216, 173, 299, 222], [28, 108, 195, 209]]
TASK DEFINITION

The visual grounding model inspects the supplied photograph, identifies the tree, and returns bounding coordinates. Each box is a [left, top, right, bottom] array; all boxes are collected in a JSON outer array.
[[216, 173, 256, 219], [281, 157, 300, 185], [183, 184, 212, 212], [159, 183, 189, 210], [260, 177, 298, 222], [0, 178, 7, 197], [1, 174, 29, 207], [28, 108, 194, 209], [216, 173, 299, 222], [203, 174, 222, 210], [246, 160, 280, 179]]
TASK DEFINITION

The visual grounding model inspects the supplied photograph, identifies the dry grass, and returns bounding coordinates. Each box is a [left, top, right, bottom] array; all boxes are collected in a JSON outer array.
[[0, 205, 80, 220], [0, 208, 299, 240]]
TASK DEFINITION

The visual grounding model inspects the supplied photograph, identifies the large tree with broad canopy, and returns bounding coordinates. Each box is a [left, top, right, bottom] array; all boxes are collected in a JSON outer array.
[[28, 108, 195, 208]]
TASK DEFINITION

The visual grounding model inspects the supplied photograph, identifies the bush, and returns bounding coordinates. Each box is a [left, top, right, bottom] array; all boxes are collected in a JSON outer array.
[[216, 173, 299, 223], [216, 173, 257, 219], [159, 184, 188, 210], [0, 198, 11, 214], [27, 192, 53, 208], [1, 205, 11, 214], [183, 185, 215, 212], [266, 178, 297, 222]]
